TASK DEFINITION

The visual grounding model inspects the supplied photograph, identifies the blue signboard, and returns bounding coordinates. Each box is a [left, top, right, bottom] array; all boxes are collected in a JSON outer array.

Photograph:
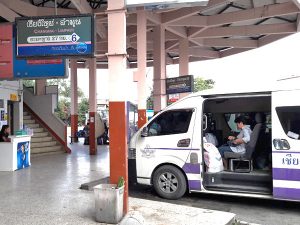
[[16, 14, 94, 58], [17, 141, 30, 170], [13, 37, 67, 79]]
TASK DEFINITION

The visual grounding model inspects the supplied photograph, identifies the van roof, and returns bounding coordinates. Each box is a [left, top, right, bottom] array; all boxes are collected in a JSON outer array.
[[164, 77, 300, 110], [190, 77, 300, 98]]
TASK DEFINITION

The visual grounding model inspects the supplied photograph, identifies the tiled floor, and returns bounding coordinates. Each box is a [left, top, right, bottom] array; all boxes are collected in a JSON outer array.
[[0, 139, 109, 225], [0, 138, 235, 225]]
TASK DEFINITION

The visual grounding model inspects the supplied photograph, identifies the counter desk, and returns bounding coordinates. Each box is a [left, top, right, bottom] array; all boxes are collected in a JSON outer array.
[[0, 135, 31, 171]]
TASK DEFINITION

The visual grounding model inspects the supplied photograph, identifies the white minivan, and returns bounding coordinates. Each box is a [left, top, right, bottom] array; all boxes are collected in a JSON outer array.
[[129, 87, 300, 201]]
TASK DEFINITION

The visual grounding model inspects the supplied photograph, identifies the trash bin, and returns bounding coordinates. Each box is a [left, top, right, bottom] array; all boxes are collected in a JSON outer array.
[[94, 184, 124, 224]]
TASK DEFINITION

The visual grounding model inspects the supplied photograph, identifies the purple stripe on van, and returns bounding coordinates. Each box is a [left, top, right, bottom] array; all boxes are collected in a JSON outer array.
[[274, 187, 300, 200], [182, 163, 200, 174], [273, 168, 300, 181], [147, 148, 200, 151], [188, 180, 201, 191]]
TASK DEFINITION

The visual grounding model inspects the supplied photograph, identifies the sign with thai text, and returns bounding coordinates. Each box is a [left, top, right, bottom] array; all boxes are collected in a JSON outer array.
[[16, 14, 94, 58], [166, 75, 194, 94]]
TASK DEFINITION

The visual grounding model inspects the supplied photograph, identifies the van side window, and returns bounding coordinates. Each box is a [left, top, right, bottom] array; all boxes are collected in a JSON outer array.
[[276, 106, 300, 140], [147, 110, 193, 136]]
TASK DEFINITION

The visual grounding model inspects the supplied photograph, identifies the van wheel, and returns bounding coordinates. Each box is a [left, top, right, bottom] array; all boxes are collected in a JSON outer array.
[[153, 165, 187, 200]]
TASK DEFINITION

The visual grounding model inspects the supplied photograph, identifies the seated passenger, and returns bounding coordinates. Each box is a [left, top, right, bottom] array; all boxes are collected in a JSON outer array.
[[0, 125, 11, 142], [218, 116, 252, 169]]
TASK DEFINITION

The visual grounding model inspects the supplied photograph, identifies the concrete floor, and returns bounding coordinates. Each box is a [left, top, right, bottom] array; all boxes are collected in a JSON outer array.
[[0, 140, 109, 225], [0, 138, 237, 225]]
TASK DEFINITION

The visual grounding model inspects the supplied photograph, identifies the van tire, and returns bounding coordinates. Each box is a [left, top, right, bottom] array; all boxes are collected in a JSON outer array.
[[153, 165, 187, 200]]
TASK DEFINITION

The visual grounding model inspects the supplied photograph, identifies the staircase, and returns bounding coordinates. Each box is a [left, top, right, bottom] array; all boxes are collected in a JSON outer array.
[[23, 110, 64, 155]]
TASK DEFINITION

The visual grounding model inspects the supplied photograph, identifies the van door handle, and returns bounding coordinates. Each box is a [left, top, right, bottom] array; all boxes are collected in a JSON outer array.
[[177, 138, 190, 147]]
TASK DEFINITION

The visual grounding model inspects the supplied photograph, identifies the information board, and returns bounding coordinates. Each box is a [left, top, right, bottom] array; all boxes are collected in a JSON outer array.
[[16, 14, 94, 58], [166, 75, 194, 94]]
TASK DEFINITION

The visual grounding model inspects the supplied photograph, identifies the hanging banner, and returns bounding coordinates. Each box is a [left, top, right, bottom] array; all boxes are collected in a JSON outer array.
[[16, 14, 94, 58]]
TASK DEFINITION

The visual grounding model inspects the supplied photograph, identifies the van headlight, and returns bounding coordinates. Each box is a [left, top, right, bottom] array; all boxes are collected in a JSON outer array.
[[128, 148, 136, 159]]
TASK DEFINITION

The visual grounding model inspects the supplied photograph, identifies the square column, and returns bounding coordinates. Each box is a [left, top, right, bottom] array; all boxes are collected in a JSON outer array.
[[179, 38, 190, 99], [35, 79, 46, 96], [70, 59, 79, 142], [137, 9, 147, 128], [89, 58, 97, 155], [153, 25, 167, 113], [107, 0, 129, 213]]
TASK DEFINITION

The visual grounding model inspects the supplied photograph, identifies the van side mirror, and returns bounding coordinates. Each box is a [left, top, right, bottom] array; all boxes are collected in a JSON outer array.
[[141, 127, 148, 137]]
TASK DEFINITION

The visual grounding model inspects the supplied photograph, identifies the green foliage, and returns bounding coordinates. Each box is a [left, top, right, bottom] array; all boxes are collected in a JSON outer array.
[[48, 79, 88, 125], [78, 97, 89, 126], [23, 80, 35, 87], [55, 98, 70, 124], [117, 176, 125, 188], [47, 79, 84, 98], [147, 90, 154, 110], [193, 77, 215, 92]]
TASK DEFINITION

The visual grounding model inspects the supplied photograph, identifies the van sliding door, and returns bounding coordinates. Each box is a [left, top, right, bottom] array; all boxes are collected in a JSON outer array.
[[272, 90, 300, 200]]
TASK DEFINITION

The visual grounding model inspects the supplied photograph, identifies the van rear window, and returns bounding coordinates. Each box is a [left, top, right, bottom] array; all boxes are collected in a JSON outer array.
[[276, 106, 300, 140]]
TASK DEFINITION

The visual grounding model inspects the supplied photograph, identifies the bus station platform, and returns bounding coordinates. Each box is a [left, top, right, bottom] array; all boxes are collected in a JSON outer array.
[[0, 139, 236, 225]]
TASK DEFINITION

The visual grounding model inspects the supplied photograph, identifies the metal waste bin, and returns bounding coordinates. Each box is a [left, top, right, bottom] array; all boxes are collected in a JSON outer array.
[[94, 184, 124, 224]]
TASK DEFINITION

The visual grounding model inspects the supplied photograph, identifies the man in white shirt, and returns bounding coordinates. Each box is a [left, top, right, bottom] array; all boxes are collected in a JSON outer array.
[[218, 116, 252, 169]]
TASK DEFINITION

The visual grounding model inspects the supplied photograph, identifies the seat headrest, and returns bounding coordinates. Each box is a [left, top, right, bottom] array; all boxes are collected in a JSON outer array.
[[255, 113, 266, 123]]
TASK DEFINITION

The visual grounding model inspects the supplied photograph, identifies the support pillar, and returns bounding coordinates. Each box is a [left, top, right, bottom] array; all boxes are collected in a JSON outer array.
[[70, 59, 79, 142], [107, 0, 128, 213], [89, 58, 97, 155], [35, 79, 46, 96], [137, 10, 147, 128], [179, 38, 190, 99], [153, 25, 166, 113]]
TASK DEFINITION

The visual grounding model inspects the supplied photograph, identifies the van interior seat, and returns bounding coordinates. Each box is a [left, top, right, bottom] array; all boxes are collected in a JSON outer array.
[[224, 113, 264, 172]]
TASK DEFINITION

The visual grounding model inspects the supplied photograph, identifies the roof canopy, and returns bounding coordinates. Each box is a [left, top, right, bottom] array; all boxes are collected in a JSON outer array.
[[1, 0, 299, 68]]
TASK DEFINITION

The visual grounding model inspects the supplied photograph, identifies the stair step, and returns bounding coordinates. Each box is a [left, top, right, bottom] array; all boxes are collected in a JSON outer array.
[[23, 111, 29, 116], [24, 119, 36, 124], [31, 136, 52, 143], [23, 115, 31, 120], [31, 145, 62, 154], [32, 132, 48, 138], [31, 141, 57, 148], [26, 123, 39, 129], [32, 127, 44, 133], [31, 151, 65, 157]]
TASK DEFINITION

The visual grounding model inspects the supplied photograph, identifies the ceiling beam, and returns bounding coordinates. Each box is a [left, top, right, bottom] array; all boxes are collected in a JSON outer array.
[[168, 16, 207, 27], [199, 38, 258, 48], [258, 33, 290, 47], [191, 23, 296, 38], [36, 7, 78, 16], [165, 40, 179, 50], [207, 0, 228, 7], [146, 11, 161, 25], [70, 0, 92, 13], [0, 2, 20, 22], [188, 47, 220, 58], [70, 0, 107, 39], [162, 6, 205, 24], [297, 13, 300, 31], [0, 0, 38, 16], [208, 1, 299, 26], [165, 26, 187, 38], [220, 48, 249, 58]]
